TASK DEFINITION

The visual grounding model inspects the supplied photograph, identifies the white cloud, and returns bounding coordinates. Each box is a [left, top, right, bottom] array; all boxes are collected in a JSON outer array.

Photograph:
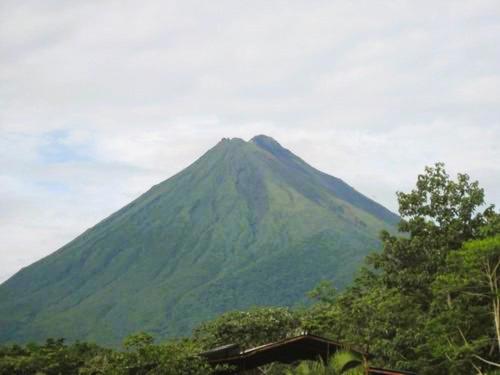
[[1, 0, 499, 282]]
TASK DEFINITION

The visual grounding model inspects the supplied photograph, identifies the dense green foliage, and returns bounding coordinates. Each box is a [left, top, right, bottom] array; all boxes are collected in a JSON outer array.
[[0, 135, 397, 346], [0, 339, 103, 375], [284, 351, 364, 375], [428, 236, 500, 373], [301, 163, 500, 374], [0, 335, 213, 375], [193, 307, 302, 349]]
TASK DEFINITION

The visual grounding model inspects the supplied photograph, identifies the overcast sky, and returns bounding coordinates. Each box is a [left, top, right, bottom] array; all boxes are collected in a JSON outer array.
[[1, 0, 499, 283]]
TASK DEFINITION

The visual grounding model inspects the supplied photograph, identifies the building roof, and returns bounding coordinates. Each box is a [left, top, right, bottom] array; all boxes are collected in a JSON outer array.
[[202, 333, 416, 375], [368, 367, 417, 375], [203, 333, 365, 371]]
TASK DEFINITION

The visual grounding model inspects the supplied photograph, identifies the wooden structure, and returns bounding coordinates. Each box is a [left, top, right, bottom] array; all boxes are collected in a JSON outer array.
[[201, 333, 416, 375]]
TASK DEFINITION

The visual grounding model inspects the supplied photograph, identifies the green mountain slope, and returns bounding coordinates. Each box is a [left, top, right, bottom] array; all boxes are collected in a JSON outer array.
[[0, 135, 398, 346]]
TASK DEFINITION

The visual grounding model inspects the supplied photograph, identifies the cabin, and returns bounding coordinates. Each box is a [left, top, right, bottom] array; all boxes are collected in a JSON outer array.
[[201, 333, 417, 375]]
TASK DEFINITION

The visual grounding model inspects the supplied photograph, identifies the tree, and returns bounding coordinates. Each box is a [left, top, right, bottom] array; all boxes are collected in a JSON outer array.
[[429, 236, 500, 373], [302, 269, 421, 371], [193, 307, 301, 350], [370, 162, 494, 303], [150, 340, 213, 375], [305, 163, 498, 374], [78, 333, 213, 375], [0, 339, 105, 375], [193, 307, 302, 375]]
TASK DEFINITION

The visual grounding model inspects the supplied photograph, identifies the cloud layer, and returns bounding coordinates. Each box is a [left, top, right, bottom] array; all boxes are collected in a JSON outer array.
[[1, 0, 499, 282]]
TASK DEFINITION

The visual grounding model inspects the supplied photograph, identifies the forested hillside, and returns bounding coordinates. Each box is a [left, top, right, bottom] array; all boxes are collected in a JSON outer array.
[[0, 136, 397, 346]]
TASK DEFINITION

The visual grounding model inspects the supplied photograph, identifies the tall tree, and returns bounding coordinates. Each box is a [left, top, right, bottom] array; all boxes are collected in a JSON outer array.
[[193, 307, 301, 350], [369, 162, 494, 303], [305, 163, 498, 374], [429, 236, 500, 373]]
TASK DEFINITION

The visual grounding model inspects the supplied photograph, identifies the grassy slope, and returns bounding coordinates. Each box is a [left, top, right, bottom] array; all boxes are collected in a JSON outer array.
[[0, 136, 397, 346]]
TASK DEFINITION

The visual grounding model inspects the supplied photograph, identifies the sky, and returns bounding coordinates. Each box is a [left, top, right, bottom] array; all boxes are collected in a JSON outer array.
[[1, 0, 499, 283]]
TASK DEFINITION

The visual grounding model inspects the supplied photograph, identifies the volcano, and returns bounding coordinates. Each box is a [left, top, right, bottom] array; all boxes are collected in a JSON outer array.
[[0, 135, 398, 346]]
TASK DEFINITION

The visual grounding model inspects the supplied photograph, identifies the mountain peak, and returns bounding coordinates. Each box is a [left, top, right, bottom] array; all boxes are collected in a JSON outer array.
[[250, 135, 288, 156], [250, 134, 279, 145], [217, 137, 246, 145]]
